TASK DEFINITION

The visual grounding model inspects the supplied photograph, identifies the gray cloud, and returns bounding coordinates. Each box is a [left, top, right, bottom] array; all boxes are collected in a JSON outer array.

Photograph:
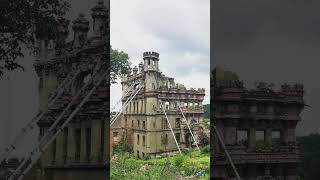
[[110, 0, 210, 108], [214, 0, 320, 136]]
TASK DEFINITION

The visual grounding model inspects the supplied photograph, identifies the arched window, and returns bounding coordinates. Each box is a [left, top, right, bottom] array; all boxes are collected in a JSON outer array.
[[165, 102, 170, 110]]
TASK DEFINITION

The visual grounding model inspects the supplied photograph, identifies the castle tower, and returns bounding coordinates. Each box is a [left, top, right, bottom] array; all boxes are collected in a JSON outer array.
[[117, 51, 206, 158], [143, 51, 159, 114], [72, 13, 89, 48]]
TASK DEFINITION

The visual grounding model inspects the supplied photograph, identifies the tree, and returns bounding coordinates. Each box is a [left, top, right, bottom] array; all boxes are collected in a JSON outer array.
[[110, 47, 131, 83], [298, 134, 320, 180], [0, 0, 70, 77]]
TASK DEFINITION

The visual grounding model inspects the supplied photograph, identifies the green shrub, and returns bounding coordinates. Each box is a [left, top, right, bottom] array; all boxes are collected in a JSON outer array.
[[201, 145, 210, 154], [174, 155, 184, 169]]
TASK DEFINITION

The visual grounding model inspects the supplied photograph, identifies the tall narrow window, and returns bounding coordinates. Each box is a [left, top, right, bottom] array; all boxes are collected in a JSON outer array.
[[63, 128, 68, 163], [137, 101, 139, 113], [272, 130, 281, 145], [175, 118, 181, 128], [133, 102, 136, 113], [52, 140, 56, 163], [75, 129, 81, 162], [175, 133, 181, 143], [86, 128, 91, 161], [256, 130, 265, 141], [165, 102, 170, 110], [137, 120, 140, 128], [143, 121, 146, 129], [137, 134, 140, 145], [143, 136, 146, 147], [236, 130, 248, 146]]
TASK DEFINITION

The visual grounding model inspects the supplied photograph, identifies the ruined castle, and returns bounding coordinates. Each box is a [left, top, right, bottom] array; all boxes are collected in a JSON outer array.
[[111, 52, 206, 157], [212, 68, 304, 180], [32, 1, 109, 179]]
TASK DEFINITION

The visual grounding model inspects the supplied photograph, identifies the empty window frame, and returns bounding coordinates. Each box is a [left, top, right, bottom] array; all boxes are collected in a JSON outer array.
[[143, 121, 146, 129], [113, 132, 119, 137], [142, 136, 146, 147], [271, 130, 281, 145], [165, 102, 170, 110], [256, 130, 265, 143], [175, 118, 181, 128], [236, 130, 248, 146], [137, 134, 140, 145], [175, 133, 181, 143]]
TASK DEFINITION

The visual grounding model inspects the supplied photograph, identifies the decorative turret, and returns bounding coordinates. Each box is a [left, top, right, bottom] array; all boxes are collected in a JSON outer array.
[[138, 62, 144, 72], [72, 13, 89, 48], [143, 51, 159, 71], [55, 17, 70, 52], [91, 0, 108, 37], [127, 67, 132, 76], [133, 66, 138, 75]]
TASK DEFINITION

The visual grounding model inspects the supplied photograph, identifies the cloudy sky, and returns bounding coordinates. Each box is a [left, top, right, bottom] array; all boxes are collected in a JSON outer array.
[[213, 0, 320, 136], [110, 0, 210, 109], [0, 0, 209, 156]]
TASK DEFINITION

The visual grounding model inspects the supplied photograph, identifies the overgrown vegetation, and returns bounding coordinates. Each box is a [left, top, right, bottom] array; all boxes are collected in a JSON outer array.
[[111, 145, 210, 180], [203, 104, 210, 119], [298, 134, 320, 180], [0, 0, 70, 76]]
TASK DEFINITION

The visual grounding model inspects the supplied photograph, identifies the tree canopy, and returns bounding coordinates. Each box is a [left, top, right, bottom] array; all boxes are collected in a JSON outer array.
[[0, 0, 70, 77], [110, 47, 131, 83]]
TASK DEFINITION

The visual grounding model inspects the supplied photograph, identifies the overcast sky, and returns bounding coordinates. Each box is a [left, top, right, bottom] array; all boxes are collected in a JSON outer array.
[[213, 0, 320, 136], [0, 0, 209, 156], [110, 0, 210, 110]]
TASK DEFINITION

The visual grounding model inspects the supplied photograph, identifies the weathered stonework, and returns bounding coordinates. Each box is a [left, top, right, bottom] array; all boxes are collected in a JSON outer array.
[[111, 52, 206, 158], [211, 67, 304, 180], [33, 1, 109, 180]]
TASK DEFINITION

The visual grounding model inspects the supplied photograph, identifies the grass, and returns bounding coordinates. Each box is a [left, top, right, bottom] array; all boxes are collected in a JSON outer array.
[[110, 147, 210, 180]]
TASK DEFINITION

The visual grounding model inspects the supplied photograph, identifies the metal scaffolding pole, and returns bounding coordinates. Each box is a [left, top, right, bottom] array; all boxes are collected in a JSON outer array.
[[177, 102, 200, 151], [159, 101, 182, 155], [212, 121, 241, 180], [8, 64, 109, 180], [110, 83, 143, 126]]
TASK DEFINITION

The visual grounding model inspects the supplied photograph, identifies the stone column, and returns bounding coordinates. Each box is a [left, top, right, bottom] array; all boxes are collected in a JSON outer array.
[[91, 119, 102, 162], [55, 131, 64, 165], [80, 122, 88, 163], [249, 127, 256, 148], [67, 125, 76, 164]]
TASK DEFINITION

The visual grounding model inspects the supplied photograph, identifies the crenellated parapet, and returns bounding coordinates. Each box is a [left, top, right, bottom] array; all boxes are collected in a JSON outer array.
[[281, 83, 304, 96], [143, 51, 159, 59], [212, 68, 305, 179]]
